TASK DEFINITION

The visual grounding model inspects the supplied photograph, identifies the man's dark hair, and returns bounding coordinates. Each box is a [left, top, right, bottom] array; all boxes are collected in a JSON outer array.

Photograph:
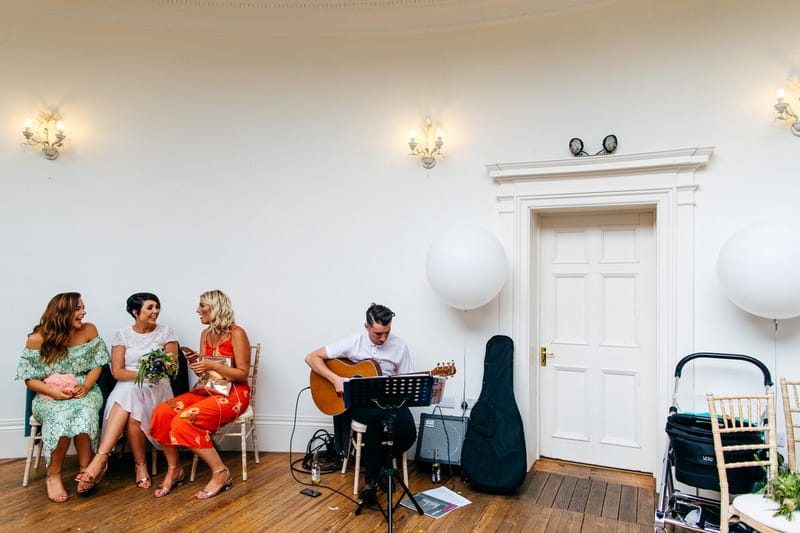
[[126, 292, 161, 318], [366, 303, 395, 326]]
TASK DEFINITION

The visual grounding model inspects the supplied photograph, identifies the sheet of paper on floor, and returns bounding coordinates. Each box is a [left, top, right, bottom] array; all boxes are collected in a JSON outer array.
[[423, 486, 471, 507]]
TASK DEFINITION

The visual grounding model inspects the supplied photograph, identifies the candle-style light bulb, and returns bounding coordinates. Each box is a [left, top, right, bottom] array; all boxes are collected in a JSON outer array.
[[56, 121, 65, 133], [777, 88, 787, 101], [436, 129, 443, 139], [24, 118, 32, 130], [409, 130, 417, 140]]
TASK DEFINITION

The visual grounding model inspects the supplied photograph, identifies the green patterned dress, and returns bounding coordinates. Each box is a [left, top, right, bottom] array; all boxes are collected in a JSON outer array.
[[16, 336, 111, 464]]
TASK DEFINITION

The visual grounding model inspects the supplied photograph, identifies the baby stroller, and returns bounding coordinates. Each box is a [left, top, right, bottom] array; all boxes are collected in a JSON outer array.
[[654, 352, 772, 533]]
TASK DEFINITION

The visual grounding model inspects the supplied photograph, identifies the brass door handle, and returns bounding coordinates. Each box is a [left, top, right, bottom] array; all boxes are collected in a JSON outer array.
[[540, 346, 554, 366]]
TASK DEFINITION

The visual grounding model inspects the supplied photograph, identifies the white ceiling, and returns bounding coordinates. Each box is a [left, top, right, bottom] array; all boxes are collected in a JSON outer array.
[[6, 0, 619, 35]]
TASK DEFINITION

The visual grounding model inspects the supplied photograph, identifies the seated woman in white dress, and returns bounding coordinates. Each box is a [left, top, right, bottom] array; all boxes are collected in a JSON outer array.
[[76, 292, 178, 491]]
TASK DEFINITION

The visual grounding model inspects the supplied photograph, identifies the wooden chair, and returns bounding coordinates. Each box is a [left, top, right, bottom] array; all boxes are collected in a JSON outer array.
[[191, 343, 261, 481], [780, 378, 800, 472], [706, 391, 783, 533], [341, 418, 408, 495], [22, 415, 43, 487]]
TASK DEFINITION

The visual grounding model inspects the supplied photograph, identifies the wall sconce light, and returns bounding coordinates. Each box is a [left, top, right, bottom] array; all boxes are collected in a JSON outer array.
[[22, 109, 66, 160], [775, 82, 800, 136], [408, 117, 444, 169]]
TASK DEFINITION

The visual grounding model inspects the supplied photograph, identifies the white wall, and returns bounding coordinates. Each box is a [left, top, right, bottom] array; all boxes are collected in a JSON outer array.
[[2, 0, 800, 461]]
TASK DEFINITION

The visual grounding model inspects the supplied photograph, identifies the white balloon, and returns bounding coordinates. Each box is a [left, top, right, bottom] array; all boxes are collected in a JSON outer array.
[[717, 221, 800, 319], [426, 227, 508, 310]]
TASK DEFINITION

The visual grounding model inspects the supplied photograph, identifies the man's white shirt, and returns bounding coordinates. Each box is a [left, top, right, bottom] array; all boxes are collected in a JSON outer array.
[[325, 330, 412, 376]]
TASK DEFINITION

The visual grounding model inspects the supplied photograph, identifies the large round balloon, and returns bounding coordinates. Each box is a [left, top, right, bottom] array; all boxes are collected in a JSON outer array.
[[717, 221, 800, 319], [426, 227, 508, 310]]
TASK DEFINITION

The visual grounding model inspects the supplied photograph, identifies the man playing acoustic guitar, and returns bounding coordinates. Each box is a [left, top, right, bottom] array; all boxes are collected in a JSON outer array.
[[305, 303, 416, 500]]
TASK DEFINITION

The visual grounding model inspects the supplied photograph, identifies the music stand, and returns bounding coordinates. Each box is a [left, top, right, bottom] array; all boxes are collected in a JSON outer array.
[[344, 374, 436, 533]]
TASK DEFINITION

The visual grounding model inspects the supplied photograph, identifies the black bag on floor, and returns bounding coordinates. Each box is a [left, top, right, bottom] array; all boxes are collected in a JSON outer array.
[[461, 335, 527, 493], [666, 412, 766, 493]]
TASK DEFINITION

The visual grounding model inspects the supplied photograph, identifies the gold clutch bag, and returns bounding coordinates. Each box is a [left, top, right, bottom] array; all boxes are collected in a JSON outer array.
[[194, 356, 232, 395]]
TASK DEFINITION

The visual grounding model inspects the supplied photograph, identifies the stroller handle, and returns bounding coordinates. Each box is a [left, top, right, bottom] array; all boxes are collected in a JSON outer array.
[[674, 352, 773, 386]]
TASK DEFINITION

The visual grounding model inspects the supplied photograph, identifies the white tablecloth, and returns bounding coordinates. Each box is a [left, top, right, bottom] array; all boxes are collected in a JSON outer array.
[[733, 493, 800, 532]]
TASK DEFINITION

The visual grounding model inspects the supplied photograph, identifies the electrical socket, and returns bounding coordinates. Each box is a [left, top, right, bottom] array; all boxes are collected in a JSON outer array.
[[439, 396, 455, 409]]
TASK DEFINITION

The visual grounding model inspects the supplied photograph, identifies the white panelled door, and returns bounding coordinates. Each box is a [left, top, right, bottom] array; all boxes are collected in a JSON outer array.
[[538, 211, 655, 472]]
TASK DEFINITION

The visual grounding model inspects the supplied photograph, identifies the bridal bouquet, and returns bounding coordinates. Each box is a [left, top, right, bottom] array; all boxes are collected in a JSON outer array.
[[135, 348, 179, 387]]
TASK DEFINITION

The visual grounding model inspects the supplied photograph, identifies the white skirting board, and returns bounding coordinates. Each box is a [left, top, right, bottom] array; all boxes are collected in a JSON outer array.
[[0, 415, 336, 459]]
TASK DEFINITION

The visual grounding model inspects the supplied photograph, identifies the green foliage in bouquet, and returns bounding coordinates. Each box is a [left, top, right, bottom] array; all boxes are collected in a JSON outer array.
[[135, 348, 179, 387], [762, 467, 800, 520]]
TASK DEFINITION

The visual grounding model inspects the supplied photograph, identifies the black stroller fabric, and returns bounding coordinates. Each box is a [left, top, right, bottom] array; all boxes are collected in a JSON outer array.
[[461, 335, 527, 493], [666, 412, 766, 494]]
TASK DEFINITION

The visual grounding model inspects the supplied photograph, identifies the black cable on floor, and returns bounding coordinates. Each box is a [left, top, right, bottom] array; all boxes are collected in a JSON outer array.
[[288, 386, 360, 506], [430, 404, 459, 492]]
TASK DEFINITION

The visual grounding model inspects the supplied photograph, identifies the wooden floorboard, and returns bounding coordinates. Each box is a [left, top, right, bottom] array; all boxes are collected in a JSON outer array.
[[569, 477, 592, 513], [585, 479, 608, 516], [526, 469, 550, 502], [636, 485, 654, 525], [601, 482, 622, 520], [1, 454, 656, 532], [538, 472, 564, 507], [535, 458, 655, 490], [553, 474, 578, 509], [513, 503, 547, 532], [618, 484, 639, 523]]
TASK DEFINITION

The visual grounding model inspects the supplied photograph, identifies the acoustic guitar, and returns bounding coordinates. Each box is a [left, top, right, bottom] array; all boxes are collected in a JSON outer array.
[[310, 358, 456, 416]]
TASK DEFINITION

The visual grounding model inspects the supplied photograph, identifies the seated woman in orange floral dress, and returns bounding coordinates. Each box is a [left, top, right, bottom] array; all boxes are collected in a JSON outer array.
[[149, 290, 251, 499]]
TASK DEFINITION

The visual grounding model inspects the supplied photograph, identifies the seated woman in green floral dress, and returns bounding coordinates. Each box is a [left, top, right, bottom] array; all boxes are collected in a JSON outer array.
[[16, 292, 110, 503]]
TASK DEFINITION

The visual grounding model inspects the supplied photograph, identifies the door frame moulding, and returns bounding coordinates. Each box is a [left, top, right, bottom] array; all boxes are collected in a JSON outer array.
[[487, 147, 713, 477]]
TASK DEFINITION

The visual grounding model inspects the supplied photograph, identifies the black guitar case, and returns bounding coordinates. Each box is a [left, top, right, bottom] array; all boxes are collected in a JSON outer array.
[[461, 335, 527, 492]]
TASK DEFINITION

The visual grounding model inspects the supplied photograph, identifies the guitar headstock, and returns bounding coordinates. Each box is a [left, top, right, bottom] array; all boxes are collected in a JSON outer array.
[[431, 360, 456, 378]]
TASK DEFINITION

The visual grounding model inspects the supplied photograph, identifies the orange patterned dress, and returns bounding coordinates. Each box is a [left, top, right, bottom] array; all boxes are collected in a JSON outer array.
[[149, 326, 250, 449]]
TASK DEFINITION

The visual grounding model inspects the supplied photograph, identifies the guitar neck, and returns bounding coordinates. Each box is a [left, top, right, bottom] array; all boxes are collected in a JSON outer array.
[[395, 370, 432, 377]]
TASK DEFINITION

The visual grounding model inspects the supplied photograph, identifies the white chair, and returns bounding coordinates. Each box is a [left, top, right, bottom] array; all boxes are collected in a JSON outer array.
[[191, 344, 261, 481], [22, 417, 43, 486], [341, 418, 408, 495], [706, 390, 786, 533]]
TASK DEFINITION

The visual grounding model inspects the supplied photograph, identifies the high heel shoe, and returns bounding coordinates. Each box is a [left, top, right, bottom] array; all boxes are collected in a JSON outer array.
[[75, 451, 108, 495], [46, 471, 68, 503], [195, 467, 233, 500], [154, 465, 185, 498], [135, 461, 151, 489]]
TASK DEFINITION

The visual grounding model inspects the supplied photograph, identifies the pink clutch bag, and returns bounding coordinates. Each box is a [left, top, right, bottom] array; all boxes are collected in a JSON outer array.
[[41, 373, 78, 401]]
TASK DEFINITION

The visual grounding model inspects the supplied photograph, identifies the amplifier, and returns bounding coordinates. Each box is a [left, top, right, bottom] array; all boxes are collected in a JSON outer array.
[[415, 413, 469, 466]]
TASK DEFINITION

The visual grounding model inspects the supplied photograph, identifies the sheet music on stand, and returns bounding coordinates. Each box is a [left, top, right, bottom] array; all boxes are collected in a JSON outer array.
[[344, 374, 438, 410]]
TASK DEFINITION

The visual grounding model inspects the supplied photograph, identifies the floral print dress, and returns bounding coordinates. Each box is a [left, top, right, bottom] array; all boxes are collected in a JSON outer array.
[[16, 336, 111, 464], [149, 327, 249, 448]]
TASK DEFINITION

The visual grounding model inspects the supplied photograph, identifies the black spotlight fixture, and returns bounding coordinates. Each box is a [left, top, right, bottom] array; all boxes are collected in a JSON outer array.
[[568, 134, 618, 157]]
